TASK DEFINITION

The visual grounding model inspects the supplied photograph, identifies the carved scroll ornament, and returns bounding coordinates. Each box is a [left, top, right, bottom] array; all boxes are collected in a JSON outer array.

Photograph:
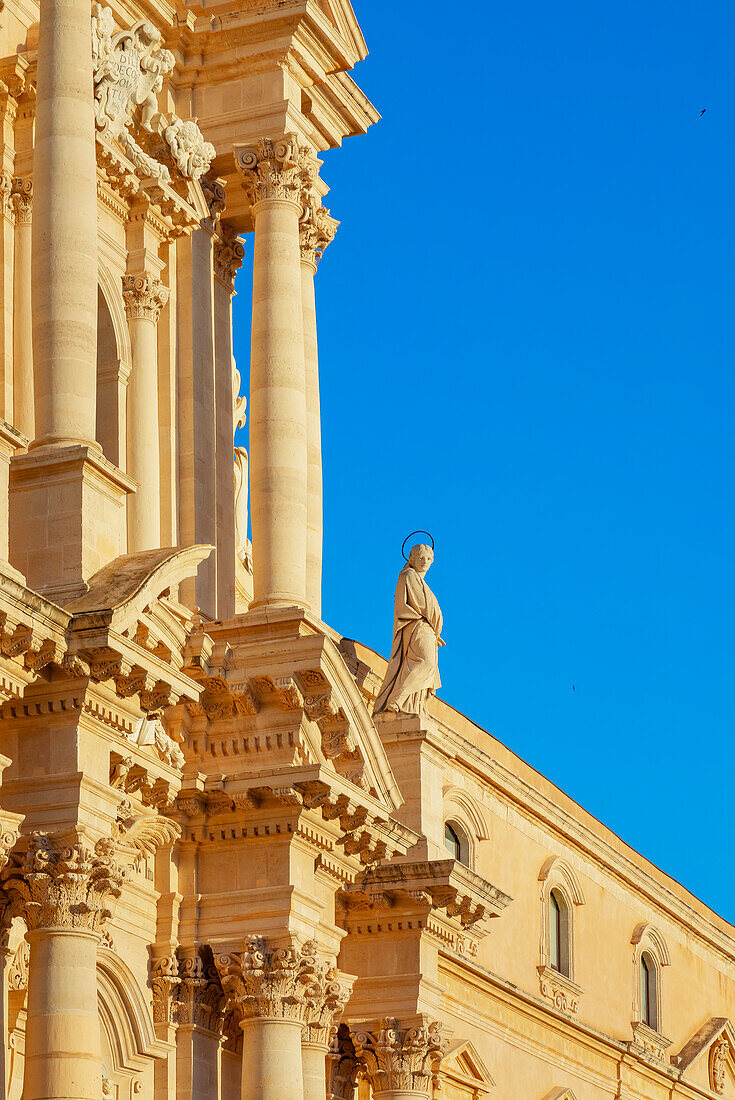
[[92, 5, 215, 184]]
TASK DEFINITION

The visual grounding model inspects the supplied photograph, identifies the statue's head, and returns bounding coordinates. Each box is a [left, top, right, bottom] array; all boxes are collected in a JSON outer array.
[[408, 544, 434, 574]]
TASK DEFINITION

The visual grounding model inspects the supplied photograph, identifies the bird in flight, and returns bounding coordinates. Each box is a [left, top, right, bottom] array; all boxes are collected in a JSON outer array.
[[700, 107, 707, 116], [571, 684, 576, 692]]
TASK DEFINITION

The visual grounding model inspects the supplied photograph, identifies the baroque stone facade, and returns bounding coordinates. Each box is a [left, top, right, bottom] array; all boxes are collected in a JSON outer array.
[[0, 3, 731, 1100]]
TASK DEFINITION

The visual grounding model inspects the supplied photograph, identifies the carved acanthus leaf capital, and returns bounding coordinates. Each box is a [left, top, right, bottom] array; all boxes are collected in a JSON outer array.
[[235, 134, 317, 209], [214, 937, 345, 1027], [10, 178, 32, 225], [352, 1017, 448, 1095], [299, 200, 339, 268], [214, 225, 246, 289], [122, 273, 169, 322], [0, 831, 125, 933]]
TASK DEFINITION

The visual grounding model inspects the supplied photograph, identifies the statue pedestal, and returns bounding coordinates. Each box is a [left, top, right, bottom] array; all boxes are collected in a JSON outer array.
[[374, 710, 447, 862]]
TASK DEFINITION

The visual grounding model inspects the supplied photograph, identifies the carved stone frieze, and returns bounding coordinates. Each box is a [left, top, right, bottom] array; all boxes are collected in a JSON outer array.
[[537, 965, 581, 1015], [352, 1017, 448, 1096], [122, 273, 169, 323], [299, 199, 339, 268], [215, 937, 348, 1027], [235, 135, 316, 208], [1, 832, 125, 933]]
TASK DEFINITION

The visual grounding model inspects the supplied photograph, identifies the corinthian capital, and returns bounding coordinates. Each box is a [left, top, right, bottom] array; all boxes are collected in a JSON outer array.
[[1, 831, 125, 933], [215, 936, 348, 1027], [122, 272, 169, 322], [10, 178, 32, 225], [299, 200, 339, 269], [214, 225, 246, 290], [234, 134, 316, 208], [352, 1017, 448, 1096]]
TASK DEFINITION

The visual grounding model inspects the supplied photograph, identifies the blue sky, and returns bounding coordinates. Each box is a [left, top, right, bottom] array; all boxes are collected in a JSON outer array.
[[233, 1, 735, 919]]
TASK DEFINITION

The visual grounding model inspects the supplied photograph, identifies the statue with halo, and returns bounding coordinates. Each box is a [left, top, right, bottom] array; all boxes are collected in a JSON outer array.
[[374, 533, 444, 717]]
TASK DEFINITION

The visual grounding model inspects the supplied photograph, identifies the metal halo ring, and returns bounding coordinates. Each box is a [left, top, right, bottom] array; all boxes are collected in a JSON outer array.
[[401, 530, 435, 561]]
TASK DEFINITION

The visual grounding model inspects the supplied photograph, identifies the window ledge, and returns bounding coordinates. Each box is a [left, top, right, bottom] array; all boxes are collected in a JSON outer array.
[[537, 965, 582, 1015], [628, 1021, 672, 1064]]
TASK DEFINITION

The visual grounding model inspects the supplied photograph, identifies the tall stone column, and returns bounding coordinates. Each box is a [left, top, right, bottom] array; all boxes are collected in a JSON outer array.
[[122, 273, 169, 552], [32, 0, 98, 448], [299, 200, 338, 619], [0, 786, 23, 1095], [352, 1017, 448, 1100], [11, 178, 33, 439], [235, 135, 313, 610], [8, 1, 133, 595], [2, 833, 124, 1100]]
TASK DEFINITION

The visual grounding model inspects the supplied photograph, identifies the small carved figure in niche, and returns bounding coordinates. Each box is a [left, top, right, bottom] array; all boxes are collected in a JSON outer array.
[[374, 540, 444, 717]]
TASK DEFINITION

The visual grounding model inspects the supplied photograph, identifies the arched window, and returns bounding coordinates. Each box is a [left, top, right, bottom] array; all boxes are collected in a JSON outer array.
[[640, 952, 657, 1030], [444, 821, 469, 866], [548, 889, 570, 977]]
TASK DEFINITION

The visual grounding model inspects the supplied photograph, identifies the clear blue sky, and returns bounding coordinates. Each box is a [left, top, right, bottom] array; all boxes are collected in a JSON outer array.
[[233, 1, 735, 919]]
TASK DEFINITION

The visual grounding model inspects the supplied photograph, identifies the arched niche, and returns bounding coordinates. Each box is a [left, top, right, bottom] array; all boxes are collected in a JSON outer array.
[[97, 948, 168, 1099], [96, 272, 130, 468]]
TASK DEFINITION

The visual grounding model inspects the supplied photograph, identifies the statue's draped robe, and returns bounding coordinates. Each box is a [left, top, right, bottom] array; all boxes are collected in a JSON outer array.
[[374, 564, 443, 715]]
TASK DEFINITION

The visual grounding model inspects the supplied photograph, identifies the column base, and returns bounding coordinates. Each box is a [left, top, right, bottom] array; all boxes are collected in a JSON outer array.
[[9, 444, 135, 602]]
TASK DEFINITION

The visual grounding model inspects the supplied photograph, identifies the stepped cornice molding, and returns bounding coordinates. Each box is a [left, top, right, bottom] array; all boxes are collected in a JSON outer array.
[[339, 858, 511, 938], [431, 718, 735, 969]]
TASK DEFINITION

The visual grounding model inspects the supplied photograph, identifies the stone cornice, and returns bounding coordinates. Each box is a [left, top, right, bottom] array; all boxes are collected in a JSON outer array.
[[431, 720, 735, 970], [340, 858, 511, 937]]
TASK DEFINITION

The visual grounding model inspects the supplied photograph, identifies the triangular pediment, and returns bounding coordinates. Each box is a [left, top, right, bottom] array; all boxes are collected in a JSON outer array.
[[312, 0, 368, 62], [674, 1017, 735, 1094], [543, 1090, 579, 1100], [439, 1040, 495, 1096]]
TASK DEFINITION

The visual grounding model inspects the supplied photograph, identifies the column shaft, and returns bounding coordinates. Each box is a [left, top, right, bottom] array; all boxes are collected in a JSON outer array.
[[24, 928, 101, 1100], [12, 182, 33, 439], [32, 0, 98, 447], [249, 197, 307, 609], [301, 1040, 328, 1100], [240, 1017, 303, 1100], [123, 273, 168, 552], [301, 259, 322, 616], [127, 316, 160, 549]]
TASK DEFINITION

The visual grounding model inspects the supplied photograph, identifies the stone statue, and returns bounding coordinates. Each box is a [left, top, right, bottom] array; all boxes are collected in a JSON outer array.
[[234, 448, 249, 564], [373, 544, 444, 717]]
